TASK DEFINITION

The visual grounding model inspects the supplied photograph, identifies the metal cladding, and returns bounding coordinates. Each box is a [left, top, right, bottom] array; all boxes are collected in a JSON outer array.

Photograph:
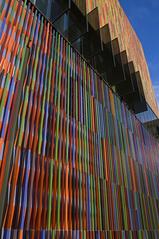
[[0, 0, 159, 238], [86, 0, 159, 117]]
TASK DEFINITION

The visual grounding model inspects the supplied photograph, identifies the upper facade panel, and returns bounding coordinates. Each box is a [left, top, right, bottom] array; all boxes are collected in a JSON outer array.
[[86, 0, 159, 116]]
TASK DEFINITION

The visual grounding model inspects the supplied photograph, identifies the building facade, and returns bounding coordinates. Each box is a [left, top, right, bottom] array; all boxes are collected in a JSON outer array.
[[0, 0, 159, 238], [32, 0, 159, 134], [87, 0, 159, 117]]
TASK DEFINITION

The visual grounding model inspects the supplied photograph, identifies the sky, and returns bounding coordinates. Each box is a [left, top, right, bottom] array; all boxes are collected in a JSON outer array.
[[119, 0, 159, 108]]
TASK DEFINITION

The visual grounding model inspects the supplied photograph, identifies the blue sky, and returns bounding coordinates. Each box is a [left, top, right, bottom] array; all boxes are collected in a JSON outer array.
[[119, 0, 159, 107]]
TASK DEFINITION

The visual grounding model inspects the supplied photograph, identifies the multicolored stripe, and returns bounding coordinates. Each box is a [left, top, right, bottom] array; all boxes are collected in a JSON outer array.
[[0, 0, 159, 238]]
